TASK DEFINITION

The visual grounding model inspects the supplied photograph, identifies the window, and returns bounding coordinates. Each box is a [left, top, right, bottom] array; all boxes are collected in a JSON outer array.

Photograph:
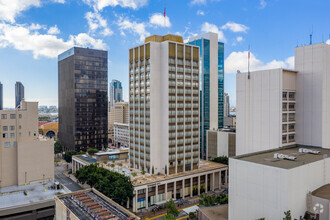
[[10, 114, 16, 119], [19, 125, 21, 129], [19, 114, 22, 118], [3, 133, 8, 138], [13, 142, 17, 147], [3, 126, 8, 131], [1, 114, 7, 119], [10, 133, 15, 138], [19, 132, 21, 136], [10, 126, 15, 131], [4, 142, 10, 147]]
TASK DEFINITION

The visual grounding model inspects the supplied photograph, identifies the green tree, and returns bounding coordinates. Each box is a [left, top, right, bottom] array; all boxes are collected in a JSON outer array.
[[62, 150, 84, 163], [211, 156, 229, 165], [283, 210, 291, 220], [87, 148, 99, 155], [54, 140, 62, 154], [189, 212, 197, 220], [74, 164, 134, 205], [164, 214, 175, 220], [166, 199, 179, 217], [256, 218, 265, 220], [141, 170, 146, 175]]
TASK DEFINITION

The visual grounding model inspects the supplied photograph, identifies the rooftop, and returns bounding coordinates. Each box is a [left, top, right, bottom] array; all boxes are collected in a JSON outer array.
[[98, 160, 227, 186], [145, 34, 183, 43], [312, 184, 330, 200], [234, 145, 330, 169], [198, 204, 228, 220], [56, 189, 139, 220], [0, 182, 68, 211], [75, 155, 98, 164]]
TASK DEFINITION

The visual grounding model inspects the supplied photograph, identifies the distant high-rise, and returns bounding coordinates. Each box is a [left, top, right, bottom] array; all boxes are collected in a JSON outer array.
[[109, 79, 123, 108], [188, 32, 225, 159], [129, 34, 200, 175], [0, 82, 3, 110], [224, 93, 230, 117], [15, 81, 24, 108], [58, 47, 108, 152]]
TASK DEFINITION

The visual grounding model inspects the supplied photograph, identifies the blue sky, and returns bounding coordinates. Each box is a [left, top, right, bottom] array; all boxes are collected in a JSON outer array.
[[0, 0, 329, 108]]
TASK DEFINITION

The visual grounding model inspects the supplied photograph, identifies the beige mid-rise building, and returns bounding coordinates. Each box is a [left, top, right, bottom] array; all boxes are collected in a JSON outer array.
[[129, 34, 200, 175], [109, 102, 129, 125], [0, 100, 54, 187]]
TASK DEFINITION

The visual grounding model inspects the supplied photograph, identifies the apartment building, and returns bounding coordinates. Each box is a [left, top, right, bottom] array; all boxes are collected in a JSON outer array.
[[0, 100, 54, 187], [236, 68, 297, 155], [188, 33, 225, 159], [129, 34, 200, 175], [114, 122, 129, 147]]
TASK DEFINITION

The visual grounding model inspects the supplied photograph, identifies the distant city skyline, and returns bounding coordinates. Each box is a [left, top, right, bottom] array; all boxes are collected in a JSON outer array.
[[0, 0, 329, 108]]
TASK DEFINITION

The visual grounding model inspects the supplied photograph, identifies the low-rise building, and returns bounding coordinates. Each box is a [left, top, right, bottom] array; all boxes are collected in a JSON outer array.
[[207, 128, 236, 159], [114, 122, 129, 147], [39, 121, 58, 139], [55, 188, 139, 220], [229, 145, 330, 220]]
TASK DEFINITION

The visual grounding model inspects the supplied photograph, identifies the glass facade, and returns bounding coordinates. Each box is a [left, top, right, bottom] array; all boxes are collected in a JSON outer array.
[[188, 38, 224, 159], [58, 47, 108, 152]]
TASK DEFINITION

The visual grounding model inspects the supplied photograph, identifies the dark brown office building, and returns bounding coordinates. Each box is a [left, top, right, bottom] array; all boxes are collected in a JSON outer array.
[[58, 47, 108, 151]]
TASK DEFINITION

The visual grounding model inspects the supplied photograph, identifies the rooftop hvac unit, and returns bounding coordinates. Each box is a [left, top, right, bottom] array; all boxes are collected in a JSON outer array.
[[299, 148, 320, 155], [274, 153, 296, 161]]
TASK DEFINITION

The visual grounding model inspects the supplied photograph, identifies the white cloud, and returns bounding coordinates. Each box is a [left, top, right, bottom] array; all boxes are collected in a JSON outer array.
[[47, 25, 60, 34], [29, 23, 45, 30], [221, 22, 249, 33], [197, 10, 205, 16], [0, 0, 41, 23], [0, 23, 106, 59], [259, 0, 267, 9], [201, 22, 226, 42], [225, 51, 294, 74], [149, 13, 171, 28], [83, 0, 148, 11], [236, 36, 243, 42], [52, 0, 65, 3], [326, 39, 330, 45], [85, 11, 113, 36], [117, 17, 149, 42], [190, 0, 206, 5]]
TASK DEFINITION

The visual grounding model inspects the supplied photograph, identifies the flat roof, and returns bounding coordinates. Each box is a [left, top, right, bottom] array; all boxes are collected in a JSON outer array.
[[57, 189, 139, 220], [199, 204, 228, 220], [75, 155, 98, 164], [234, 145, 330, 169], [0, 182, 68, 211], [312, 184, 330, 200]]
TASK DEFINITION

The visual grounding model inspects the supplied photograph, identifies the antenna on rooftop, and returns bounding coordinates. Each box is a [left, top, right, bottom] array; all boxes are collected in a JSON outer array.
[[163, 0, 166, 35], [309, 25, 313, 45]]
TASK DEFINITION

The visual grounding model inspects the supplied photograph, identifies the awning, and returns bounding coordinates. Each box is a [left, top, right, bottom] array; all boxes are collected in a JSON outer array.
[[183, 205, 199, 214]]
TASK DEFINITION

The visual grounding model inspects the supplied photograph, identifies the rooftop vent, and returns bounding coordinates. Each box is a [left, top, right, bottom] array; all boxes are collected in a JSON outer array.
[[274, 153, 296, 161], [299, 148, 320, 155]]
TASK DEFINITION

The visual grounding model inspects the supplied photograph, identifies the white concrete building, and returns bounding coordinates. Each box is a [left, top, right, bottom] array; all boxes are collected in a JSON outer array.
[[229, 146, 330, 220], [207, 129, 236, 159], [114, 122, 129, 147], [236, 68, 297, 155], [295, 43, 330, 148], [129, 34, 200, 175]]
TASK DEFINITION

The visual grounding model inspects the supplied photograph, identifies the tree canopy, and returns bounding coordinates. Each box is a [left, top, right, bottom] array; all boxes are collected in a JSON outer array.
[[165, 199, 179, 217], [74, 164, 134, 205], [54, 140, 62, 154], [211, 156, 229, 165], [62, 150, 84, 163], [87, 148, 99, 155], [199, 193, 228, 206]]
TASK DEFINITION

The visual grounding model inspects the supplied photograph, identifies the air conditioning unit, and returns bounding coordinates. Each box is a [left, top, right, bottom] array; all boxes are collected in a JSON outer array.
[[274, 153, 296, 161], [299, 148, 320, 155]]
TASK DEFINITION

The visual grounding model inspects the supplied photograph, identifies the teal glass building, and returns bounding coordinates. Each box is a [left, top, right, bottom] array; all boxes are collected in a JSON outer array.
[[188, 33, 224, 159]]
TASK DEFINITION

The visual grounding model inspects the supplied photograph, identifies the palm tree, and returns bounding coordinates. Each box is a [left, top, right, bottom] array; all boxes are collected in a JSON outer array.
[[110, 163, 115, 171], [119, 163, 123, 172]]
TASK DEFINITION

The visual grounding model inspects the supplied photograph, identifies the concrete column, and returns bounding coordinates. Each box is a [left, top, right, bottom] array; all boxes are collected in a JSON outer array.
[[155, 185, 158, 202], [182, 179, 185, 198], [219, 171, 222, 189], [173, 181, 176, 200], [165, 183, 168, 201], [127, 199, 129, 209], [133, 190, 137, 212], [225, 169, 228, 186], [205, 174, 208, 193], [212, 172, 215, 191], [146, 187, 149, 209], [198, 176, 200, 195], [190, 177, 193, 197]]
